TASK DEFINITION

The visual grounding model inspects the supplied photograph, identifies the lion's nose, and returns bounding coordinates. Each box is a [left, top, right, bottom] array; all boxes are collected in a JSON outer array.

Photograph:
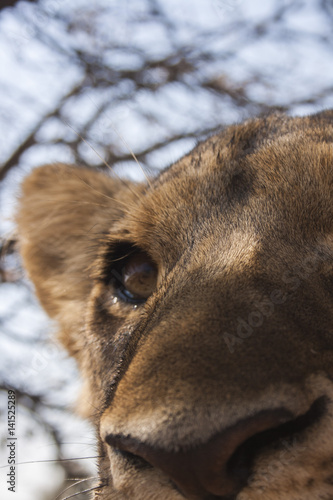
[[106, 408, 293, 499]]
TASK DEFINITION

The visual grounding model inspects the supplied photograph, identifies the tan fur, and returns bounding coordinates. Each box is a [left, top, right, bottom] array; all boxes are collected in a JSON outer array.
[[16, 111, 333, 499]]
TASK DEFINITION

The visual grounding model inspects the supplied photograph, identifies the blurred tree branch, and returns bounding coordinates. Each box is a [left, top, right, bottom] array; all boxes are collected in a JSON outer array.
[[0, 0, 37, 12], [1, 1, 333, 498]]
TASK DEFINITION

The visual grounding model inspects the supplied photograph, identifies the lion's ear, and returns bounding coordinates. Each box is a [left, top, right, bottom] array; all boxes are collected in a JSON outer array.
[[16, 163, 138, 330]]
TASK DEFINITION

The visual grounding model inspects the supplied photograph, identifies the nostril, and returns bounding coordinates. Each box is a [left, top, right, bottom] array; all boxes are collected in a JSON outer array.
[[227, 396, 328, 486], [113, 447, 153, 470], [106, 398, 327, 498], [106, 408, 294, 498]]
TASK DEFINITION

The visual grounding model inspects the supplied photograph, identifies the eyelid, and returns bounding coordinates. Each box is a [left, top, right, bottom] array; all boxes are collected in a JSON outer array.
[[116, 286, 147, 305]]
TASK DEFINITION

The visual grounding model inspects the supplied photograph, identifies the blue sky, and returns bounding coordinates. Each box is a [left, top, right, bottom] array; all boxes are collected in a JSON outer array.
[[1, 0, 333, 498]]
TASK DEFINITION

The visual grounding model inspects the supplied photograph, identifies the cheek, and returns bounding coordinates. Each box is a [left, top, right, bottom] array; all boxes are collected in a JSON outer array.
[[83, 284, 143, 398]]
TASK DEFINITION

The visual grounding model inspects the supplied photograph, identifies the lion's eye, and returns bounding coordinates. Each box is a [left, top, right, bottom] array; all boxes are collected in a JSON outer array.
[[115, 252, 157, 304]]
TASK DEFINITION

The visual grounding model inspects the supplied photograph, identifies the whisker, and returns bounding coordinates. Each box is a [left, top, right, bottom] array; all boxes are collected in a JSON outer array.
[[0, 456, 101, 469], [111, 131, 152, 189], [86, 96, 153, 189], [63, 120, 149, 200], [39, 442, 97, 447], [61, 483, 106, 500], [67, 201, 111, 208], [55, 476, 97, 500], [64, 477, 97, 481], [73, 173, 139, 214]]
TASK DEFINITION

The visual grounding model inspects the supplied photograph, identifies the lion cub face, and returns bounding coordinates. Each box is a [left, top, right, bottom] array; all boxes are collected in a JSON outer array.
[[17, 111, 333, 499]]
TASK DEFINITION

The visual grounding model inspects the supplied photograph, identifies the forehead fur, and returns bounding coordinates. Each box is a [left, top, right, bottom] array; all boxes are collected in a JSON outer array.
[[106, 112, 333, 270]]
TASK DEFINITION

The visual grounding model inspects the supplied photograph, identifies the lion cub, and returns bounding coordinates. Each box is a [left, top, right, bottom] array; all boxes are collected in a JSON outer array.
[[16, 111, 333, 499]]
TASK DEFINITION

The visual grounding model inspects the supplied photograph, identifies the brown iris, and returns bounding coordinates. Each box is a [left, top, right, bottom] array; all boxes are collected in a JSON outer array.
[[118, 251, 157, 303]]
